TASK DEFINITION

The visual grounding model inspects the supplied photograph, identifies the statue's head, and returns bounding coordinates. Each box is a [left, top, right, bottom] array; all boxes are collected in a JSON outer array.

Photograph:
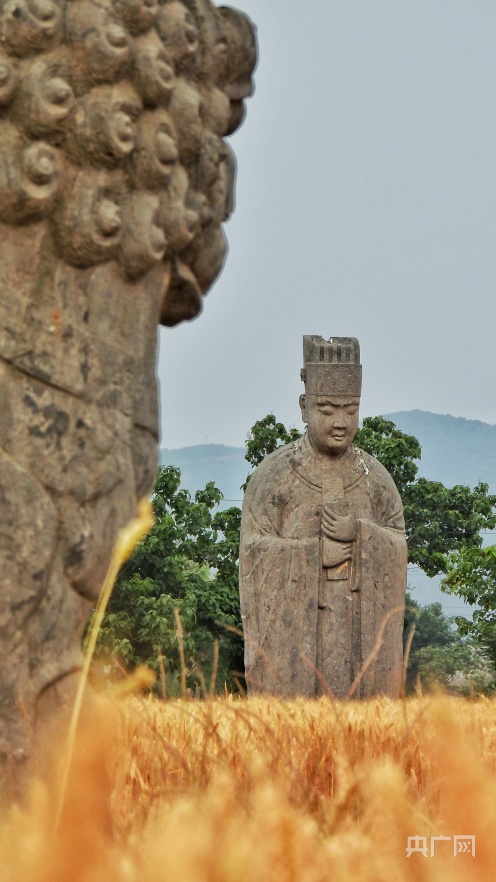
[[299, 336, 361, 456]]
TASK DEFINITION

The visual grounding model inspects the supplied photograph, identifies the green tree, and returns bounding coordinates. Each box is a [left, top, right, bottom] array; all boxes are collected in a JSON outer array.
[[354, 416, 420, 494], [243, 414, 301, 488], [96, 466, 243, 695], [354, 417, 496, 577], [403, 593, 493, 695], [442, 545, 496, 668]]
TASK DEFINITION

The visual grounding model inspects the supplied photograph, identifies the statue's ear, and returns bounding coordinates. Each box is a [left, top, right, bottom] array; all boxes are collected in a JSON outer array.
[[299, 394, 307, 423]]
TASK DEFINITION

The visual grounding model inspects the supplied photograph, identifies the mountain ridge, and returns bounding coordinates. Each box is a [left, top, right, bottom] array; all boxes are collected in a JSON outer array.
[[160, 409, 496, 498]]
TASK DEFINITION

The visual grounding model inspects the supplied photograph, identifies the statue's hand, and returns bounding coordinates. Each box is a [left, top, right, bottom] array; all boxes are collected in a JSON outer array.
[[322, 506, 357, 542], [322, 538, 352, 567]]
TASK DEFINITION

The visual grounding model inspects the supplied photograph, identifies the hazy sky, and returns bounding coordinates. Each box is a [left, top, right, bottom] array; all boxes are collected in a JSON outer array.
[[158, 1, 496, 449]]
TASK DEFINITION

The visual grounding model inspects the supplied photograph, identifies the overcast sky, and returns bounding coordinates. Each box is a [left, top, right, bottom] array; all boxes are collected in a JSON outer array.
[[158, 0, 496, 449]]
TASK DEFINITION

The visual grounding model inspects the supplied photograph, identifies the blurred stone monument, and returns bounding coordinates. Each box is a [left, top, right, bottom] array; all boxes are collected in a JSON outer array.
[[0, 0, 256, 783], [239, 336, 407, 698]]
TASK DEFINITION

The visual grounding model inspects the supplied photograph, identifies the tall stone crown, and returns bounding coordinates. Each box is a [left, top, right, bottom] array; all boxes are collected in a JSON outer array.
[[301, 336, 362, 396]]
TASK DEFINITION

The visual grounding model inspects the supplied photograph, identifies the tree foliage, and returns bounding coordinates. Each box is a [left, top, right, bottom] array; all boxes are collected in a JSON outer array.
[[442, 545, 496, 667], [354, 416, 420, 494], [403, 593, 493, 695], [243, 414, 301, 488], [96, 466, 242, 695], [355, 416, 496, 576]]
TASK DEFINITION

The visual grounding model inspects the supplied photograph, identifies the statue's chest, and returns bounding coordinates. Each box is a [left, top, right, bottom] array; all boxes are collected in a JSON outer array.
[[278, 478, 374, 540]]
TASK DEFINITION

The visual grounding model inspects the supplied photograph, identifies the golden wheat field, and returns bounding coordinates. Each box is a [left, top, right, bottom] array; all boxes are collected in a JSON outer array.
[[1, 691, 496, 882]]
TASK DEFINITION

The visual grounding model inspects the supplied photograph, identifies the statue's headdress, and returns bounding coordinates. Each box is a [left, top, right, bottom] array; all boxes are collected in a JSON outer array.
[[301, 336, 362, 396]]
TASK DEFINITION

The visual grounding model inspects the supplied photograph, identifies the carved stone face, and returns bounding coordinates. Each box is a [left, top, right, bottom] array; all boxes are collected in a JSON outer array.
[[299, 395, 360, 456]]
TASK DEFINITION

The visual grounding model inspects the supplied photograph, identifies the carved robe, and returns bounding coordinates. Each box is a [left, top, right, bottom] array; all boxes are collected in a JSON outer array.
[[239, 434, 407, 698]]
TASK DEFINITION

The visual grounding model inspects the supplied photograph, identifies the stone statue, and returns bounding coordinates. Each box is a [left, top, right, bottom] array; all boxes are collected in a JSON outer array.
[[0, 0, 256, 783], [239, 337, 407, 699]]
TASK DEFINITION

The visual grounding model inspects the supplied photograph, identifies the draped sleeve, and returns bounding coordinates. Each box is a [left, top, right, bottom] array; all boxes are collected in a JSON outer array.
[[239, 448, 320, 695]]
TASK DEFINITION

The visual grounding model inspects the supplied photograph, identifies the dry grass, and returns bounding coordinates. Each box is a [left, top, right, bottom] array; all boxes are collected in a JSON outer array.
[[1, 692, 496, 880]]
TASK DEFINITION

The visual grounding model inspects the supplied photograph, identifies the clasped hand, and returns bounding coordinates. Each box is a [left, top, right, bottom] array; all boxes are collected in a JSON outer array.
[[321, 505, 357, 542]]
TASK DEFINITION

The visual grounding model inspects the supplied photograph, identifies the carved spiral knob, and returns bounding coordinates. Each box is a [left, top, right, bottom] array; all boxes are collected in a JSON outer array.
[[95, 199, 122, 238], [187, 221, 227, 294], [14, 61, 74, 140], [132, 30, 175, 107], [167, 77, 202, 166], [156, 2, 199, 72], [85, 25, 131, 84], [219, 6, 257, 135], [66, 85, 141, 168], [0, 56, 18, 106], [112, 0, 159, 36], [46, 78, 72, 107], [53, 170, 123, 267], [66, 3, 132, 89], [201, 86, 230, 137], [158, 163, 199, 254], [118, 191, 167, 278], [0, 131, 60, 222], [23, 142, 56, 183], [1, 0, 63, 57], [131, 110, 178, 188]]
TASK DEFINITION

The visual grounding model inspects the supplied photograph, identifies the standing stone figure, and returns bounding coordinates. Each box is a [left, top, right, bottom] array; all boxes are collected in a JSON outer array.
[[0, 0, 256, 784], [239, 337, 407, 699]]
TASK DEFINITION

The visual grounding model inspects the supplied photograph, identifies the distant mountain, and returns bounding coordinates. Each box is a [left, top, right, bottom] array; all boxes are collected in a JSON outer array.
[[160, 410, 496, 499], [159, 443, 246, 504], [385, 410, 496, 493]]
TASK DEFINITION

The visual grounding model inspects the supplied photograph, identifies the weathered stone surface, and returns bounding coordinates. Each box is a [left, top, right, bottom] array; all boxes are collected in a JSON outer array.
[[239, 337, 407, 699], [0, 0, 256, 787]]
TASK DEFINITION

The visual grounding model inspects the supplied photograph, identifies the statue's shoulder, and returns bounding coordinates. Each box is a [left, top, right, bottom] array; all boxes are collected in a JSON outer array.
[[243, 440, 303, 505], [246, 440, 298, 485], [352, 446, 401, 497]]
